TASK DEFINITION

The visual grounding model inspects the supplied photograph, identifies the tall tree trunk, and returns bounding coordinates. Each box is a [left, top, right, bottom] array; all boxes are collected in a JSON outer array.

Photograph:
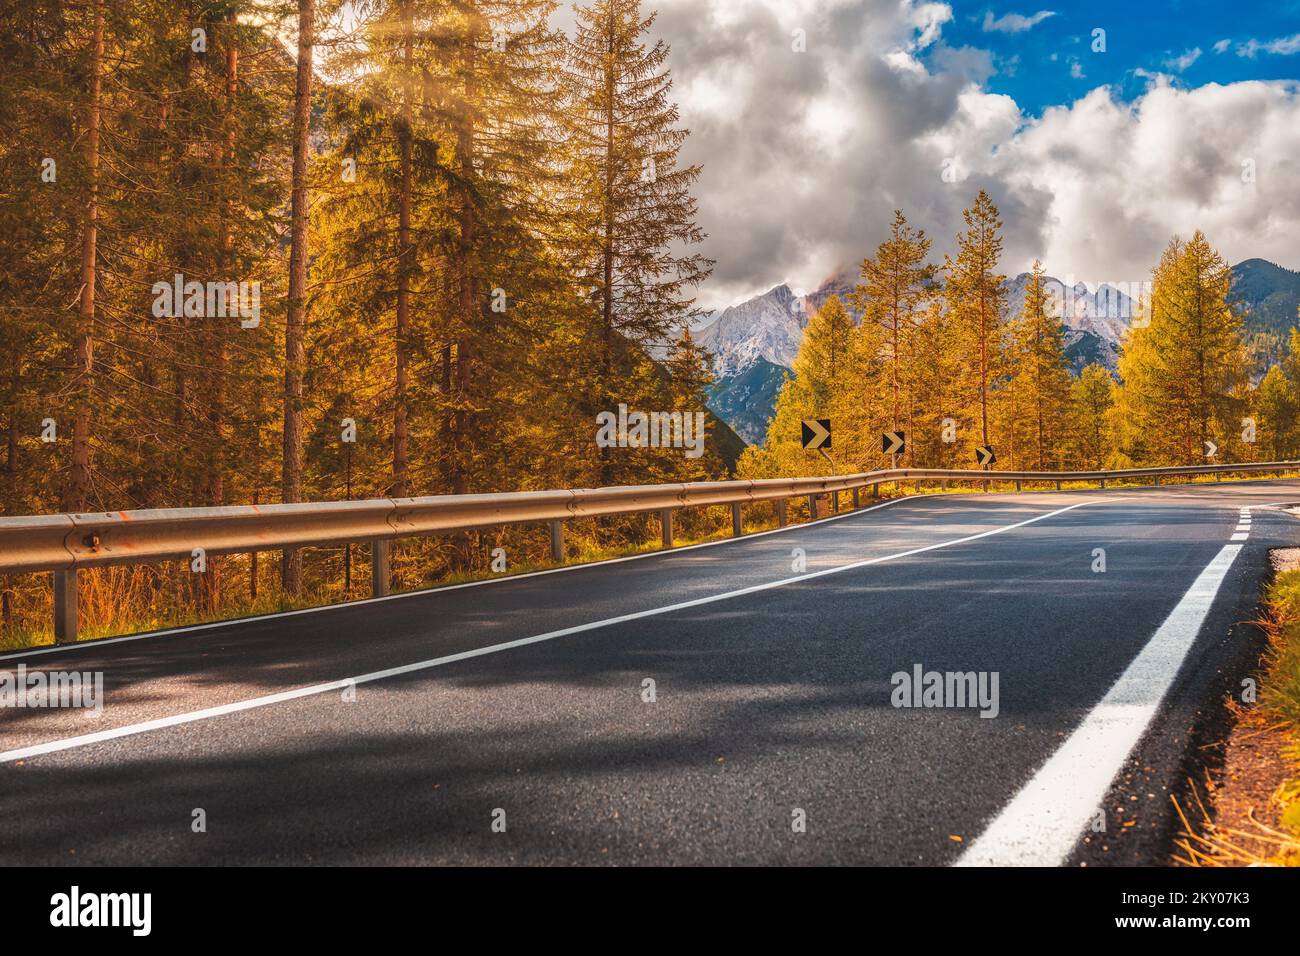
[[200, 12, 241, 611], [452, 42, 476, 501], [282, 0, 314, 595], [2, 398, 16, 628], [69, 0, 104, 513], [392, 3, 413, 499], [599, 9, 616, 487], [890, 282, 900, 467], [979, 244, 990, 458], [444, 17, 480, 569]]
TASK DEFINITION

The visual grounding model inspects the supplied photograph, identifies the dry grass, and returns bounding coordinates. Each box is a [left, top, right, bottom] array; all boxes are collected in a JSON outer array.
[[1171, 569, 1300, 866], [1172, 776, 1300, 866]]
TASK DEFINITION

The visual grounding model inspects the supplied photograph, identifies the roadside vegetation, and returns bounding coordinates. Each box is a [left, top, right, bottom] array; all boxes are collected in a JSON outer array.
[[1173, 563, 1300, 866], [1257, 571, 1300, 852]]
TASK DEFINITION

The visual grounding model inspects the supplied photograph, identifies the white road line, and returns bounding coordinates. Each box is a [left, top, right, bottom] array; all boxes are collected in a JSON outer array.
[[0, 493, 933, 663], [1231, 532, 1248, 541], [955, 541, 1244, 867], [0, 499, 1103, 766]]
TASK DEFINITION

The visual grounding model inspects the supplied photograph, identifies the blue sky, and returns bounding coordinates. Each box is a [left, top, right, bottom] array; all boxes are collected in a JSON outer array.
[[932, 1, 1300, 115]]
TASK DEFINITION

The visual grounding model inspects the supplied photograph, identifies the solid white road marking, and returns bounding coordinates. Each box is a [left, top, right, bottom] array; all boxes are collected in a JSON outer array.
[[0, 499, 1102, 765], [955, 541, 1244, 867]]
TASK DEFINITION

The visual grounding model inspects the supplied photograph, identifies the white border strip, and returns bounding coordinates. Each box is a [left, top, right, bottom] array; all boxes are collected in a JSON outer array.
[[955, 541, 1244, 867], [0, 499, 1102, 765]]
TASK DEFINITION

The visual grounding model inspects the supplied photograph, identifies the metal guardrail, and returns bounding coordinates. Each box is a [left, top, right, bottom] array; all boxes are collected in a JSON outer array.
[[2, 460, 1296, 643]]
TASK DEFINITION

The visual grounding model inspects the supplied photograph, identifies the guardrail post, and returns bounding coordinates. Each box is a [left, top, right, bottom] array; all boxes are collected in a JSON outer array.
[[53, 569, 78, 644], [1055, 480, 1062, 491], [1100, 478, 1106, 489], [731, 502, 743, 537], [832, 491, 839, 514], [776, 499, 787, 527], [851, 487, 860, 509], [1014, 480, 1022, 491], [1154, 475, 1161, 486], [659, 509, 673, 548], [371, 539, 390, 597], [808, 494, 818, 519], [549, 520, 564, 562], [871, 483, 879, 499]]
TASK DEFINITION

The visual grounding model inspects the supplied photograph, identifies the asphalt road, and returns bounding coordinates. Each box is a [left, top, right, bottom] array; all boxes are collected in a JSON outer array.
[[0, 480, 1295, 866]]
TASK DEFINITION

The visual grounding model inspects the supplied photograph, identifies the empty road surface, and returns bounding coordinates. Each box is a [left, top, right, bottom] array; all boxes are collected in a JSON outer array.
[[1, 480, 1295, 865]]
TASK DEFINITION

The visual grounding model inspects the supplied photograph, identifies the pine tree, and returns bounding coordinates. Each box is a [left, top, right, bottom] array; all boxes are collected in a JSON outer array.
[[1007, 261, 1072, 469], [1255, 364, 1296, 460], [565, 0, 713, 485], [850, 209, 934, 465], [945, 190, 1008, 464], [1067, 363, 1116, 468], [907, 299, 962, 468], [1117, 232, 1248, 464], [762, 295, 859, 476]]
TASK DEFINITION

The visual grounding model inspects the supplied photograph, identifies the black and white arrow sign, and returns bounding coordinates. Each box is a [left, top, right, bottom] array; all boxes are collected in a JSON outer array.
[[882, 430, 905, 456], [975, 445, 997, 466], [801, 419, 831, 451]]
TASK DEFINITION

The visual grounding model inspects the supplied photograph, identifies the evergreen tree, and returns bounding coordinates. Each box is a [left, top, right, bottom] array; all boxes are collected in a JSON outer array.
[[907, 299, 962, 468], [1255, 364, 1296, 461], [1067, 363, 1116, 469], [1006, 261, 1072, 469], [945, 190, 1008, 463], [762, 295, 860, 475], [850, 209, 934, 465], [1116, 232, 1248, 464], [565, 0, 713, 485]]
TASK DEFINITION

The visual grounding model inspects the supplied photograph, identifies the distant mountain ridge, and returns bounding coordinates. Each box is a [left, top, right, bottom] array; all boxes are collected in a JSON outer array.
[[1231, 258, 1300, 337], [699, 258, 1300, 447], [694, 281, 834, 376], [706, 356, 789, 446]]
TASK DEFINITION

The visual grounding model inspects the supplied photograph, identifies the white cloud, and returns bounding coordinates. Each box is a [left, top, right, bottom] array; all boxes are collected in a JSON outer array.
[[973, 79, 1300, 287], [1164, 47, 1202, 72], [907, 1, 954, 48], [981, 9, 1056, 34], [1213, 38, 1231, 55], [1237, 33, 1300, 58], [648, 0, 1300, 309]]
